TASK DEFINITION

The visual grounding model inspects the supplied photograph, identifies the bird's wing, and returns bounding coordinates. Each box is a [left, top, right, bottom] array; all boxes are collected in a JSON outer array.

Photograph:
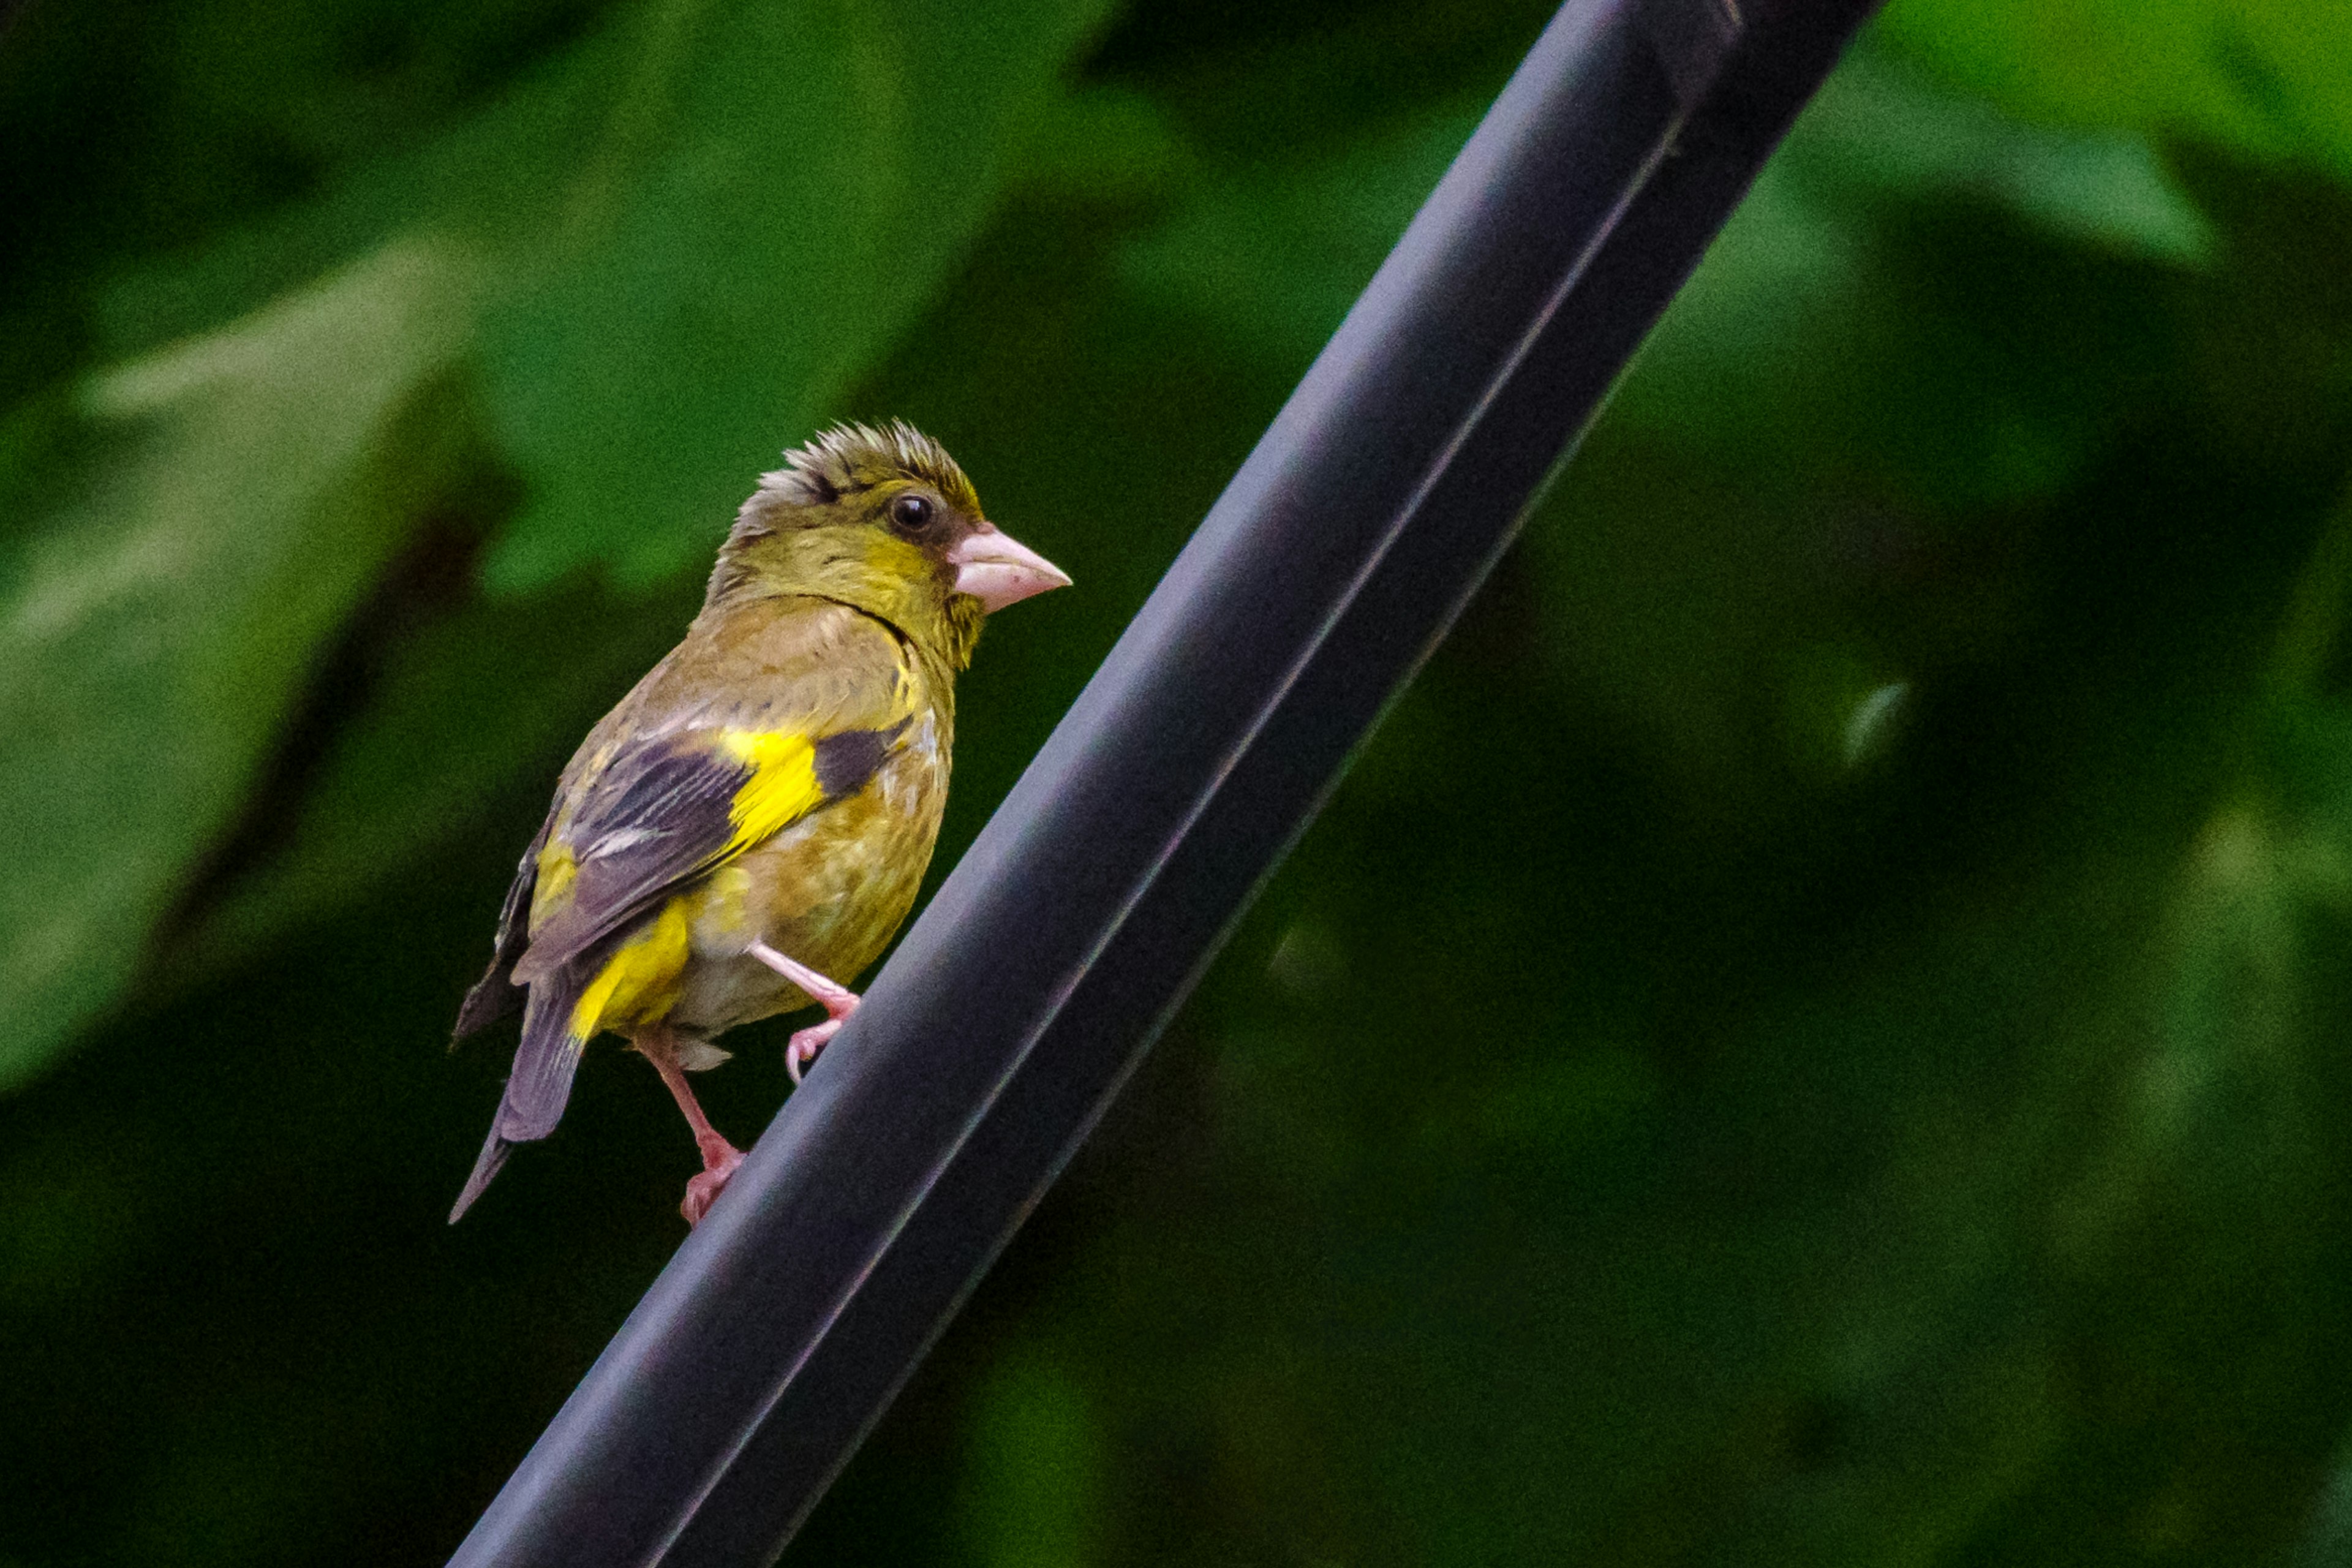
[[451, 803, 555, 1041], [510, 605, 916, 987]]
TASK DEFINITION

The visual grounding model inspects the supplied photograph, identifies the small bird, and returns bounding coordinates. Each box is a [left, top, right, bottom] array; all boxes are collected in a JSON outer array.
[[449, 422, 1068, 1226]]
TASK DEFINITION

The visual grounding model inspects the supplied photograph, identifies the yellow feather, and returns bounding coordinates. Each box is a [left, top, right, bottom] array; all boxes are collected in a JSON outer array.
[[531, 840, 578, 927], [569, 897, 693, 1042], [718, 728, 825, 853]]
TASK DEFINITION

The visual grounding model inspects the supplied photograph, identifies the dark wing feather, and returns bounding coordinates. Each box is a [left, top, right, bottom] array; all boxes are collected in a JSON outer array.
[[508, 736, 760, 986], [451, 805, 554, 1041], [511, 603, 920, 984], [449, 951, 597, 1223], [513, 718, 913, 986], [813, 719, 906, 798]]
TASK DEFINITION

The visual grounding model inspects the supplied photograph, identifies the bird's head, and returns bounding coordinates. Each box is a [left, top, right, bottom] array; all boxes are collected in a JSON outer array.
[[710, 421, 1070, 669]]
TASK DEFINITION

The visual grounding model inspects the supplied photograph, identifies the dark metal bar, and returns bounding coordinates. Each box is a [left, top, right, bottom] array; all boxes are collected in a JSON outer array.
[[450, 1, 1880, 1562]]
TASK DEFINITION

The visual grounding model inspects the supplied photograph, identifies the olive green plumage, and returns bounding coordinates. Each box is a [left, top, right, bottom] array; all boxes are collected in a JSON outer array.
[[450, 422, 1068, 1221]]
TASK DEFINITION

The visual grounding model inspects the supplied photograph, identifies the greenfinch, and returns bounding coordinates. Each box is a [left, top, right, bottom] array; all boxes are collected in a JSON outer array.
[[450, 423, 1068, 1225]]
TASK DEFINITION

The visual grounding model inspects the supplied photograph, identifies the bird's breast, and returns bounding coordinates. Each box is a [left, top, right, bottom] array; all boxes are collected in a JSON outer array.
[[669, 715, 949, 1033]]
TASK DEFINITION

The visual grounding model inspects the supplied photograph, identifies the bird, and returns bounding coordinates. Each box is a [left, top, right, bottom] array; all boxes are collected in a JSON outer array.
[[448, 421, 1069, 1226]]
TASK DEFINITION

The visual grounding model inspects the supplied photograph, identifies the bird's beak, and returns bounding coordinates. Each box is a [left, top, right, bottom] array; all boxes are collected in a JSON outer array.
[[947, 524, 1071, 612]]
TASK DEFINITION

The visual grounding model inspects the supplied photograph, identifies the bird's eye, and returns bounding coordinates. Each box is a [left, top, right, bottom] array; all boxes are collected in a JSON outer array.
[[889, 492, 937, 536]]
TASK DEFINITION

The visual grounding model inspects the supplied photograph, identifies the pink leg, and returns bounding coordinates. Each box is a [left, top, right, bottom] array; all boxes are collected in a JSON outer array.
[[634, 1028, 743, 1226], [748, 939, 859, 1084]]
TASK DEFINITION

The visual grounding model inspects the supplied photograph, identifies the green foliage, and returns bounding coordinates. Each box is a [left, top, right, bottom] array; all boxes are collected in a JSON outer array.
[[961, 1351, 1102, 1568], [0, 238, 479, 1087], [1879, 0, 2352, 175], [480, 0, 1118, 587], [9, 0, 2352, 1564]]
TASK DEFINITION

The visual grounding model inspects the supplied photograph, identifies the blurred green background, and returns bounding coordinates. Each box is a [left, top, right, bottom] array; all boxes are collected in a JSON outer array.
[[7, 0, 2352, 1561]]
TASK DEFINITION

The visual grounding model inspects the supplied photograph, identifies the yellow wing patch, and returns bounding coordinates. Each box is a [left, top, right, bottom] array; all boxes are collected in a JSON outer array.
[[575, 729, 822, 1038], [718, 728, 826, 853], [568, 897, 693, 1044], [531, 840, 579, 927]]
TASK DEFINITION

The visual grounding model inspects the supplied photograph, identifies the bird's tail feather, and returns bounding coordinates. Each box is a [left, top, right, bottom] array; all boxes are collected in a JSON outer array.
[[448, 963, 592, 1223], [449, 1129, 512, 1224]]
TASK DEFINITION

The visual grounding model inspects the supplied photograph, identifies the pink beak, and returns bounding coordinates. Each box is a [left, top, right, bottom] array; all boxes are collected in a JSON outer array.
[[946, 523, 1071, 612]]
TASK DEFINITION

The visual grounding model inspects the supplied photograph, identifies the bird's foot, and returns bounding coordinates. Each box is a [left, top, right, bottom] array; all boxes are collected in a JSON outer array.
[[636, 1027, 746, 1227], [787, 1016, 845, 1084], [748, 938, 861, 1084], [681, 1142, 744, 1227]]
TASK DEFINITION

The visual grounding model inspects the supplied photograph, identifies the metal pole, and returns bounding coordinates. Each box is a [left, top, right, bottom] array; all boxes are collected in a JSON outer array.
[[450, 1, 1881, 1561]]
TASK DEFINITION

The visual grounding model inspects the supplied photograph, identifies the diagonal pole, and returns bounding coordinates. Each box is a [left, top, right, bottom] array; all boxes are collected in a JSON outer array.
[[449, 1, 1882, 1562]]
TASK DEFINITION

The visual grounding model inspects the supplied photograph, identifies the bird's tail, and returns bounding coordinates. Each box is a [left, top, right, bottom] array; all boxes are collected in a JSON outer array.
[[449, 961, 593, 1223], [450, 1131, 513, 1224]]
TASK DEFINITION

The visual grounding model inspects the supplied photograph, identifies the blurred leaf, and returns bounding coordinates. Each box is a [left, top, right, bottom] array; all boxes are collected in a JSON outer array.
[[2294, 1441, 2352, 1564], [167, 577, 696, 984], [1613, 45, 2204, 505], [0, 235, 477, 1090], [480, 0, 1119, 589], [157, 0, 622, 173], [1878, 0, 2352, 178], [0, 0, 625, 413], [1120, 102, 1476, 364], [91, 11, 650, 362], [1006, 85, 1196, 205], [1798, 44, 2217, 266], [1121, 39, 2205, 508], [962, 1349, 1102, 1568]]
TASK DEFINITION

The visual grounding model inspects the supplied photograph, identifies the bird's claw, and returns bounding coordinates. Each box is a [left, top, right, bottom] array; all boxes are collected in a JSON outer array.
[[786, 1017, 843, 1084], [681, 1146, 744, 1227]]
